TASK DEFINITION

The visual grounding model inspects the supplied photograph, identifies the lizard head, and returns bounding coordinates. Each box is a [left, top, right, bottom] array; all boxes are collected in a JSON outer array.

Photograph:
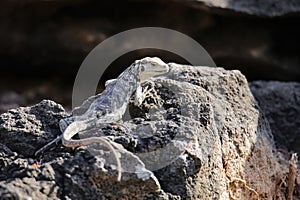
[[136, 57, 169, 82]]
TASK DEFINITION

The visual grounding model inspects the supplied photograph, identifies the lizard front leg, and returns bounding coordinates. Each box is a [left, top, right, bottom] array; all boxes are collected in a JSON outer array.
[[134, 82, 161, 106], [105, 79, 117, 87], [35, 116, 75, 157], [133, 82, 144, 106]]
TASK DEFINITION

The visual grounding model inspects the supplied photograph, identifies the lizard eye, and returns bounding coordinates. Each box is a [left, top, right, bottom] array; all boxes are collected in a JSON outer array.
[[140, 66, 145, 72]]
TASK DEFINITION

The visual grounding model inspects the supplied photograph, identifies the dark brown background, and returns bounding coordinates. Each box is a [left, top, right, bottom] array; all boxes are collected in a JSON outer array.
[[0, 0, 299, 111]]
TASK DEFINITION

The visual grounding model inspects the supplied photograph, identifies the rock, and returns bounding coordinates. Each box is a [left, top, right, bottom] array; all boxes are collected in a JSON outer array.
[[151, 64, 281, 199], [182, 0, 300, 16], [0, 100, 160, 199], [0, 100, 67, 157], [0, 62, 297, 199], [250, 81, 300, 153], [0, 177, 60, 200]]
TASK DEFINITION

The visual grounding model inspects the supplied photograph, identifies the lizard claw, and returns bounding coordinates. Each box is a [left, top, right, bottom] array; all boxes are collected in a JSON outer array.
[[141, 83, 162, 105], [133, 83, 161, 106]]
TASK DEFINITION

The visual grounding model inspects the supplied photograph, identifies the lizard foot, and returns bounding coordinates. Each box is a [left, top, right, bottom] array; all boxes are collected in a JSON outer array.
[[34, 135, 62, 157], [140, 83, 162, 105], [133, 82, 162, 106]]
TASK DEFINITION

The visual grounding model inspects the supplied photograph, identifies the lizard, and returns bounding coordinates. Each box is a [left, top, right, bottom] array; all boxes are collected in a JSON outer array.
[[35, 57, 170, 181]]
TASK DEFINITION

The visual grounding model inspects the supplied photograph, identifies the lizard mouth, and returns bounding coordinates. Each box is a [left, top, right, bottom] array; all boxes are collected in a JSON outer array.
[[154, 64, 169, 73], [139, 64, 169, 83]]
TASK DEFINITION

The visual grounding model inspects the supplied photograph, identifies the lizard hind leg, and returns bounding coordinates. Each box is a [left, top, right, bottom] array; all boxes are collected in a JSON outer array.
[[34, 135, 62, 157], [59, 116, 75, 132]]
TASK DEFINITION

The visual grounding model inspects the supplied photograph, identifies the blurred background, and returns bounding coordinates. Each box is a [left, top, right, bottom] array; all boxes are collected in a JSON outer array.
[[0, 0, 299, 112]]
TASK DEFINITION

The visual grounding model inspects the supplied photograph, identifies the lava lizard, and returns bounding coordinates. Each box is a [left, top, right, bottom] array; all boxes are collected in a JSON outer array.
[[35, 57, 169, 181]]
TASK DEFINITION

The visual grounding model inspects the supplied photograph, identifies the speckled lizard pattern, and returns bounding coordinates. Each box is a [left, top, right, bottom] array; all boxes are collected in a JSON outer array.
[[35, 57, 169, 181]]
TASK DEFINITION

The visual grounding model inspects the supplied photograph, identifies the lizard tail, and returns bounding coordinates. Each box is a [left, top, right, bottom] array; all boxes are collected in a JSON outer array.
[[62, 121, 122, 181]]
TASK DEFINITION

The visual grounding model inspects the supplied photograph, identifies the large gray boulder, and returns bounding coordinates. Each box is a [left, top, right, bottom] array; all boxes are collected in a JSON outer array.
[[0, 63, 297, 199], [250, 81, 300, 153], [181, 0, 300, 16]]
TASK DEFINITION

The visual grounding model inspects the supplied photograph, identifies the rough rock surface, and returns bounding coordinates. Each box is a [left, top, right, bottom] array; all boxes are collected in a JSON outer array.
[[0, 64, 298, 199], [180, 0, 300, 16], [0, 100, 67, 157], [250, 81, 300, 153]]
